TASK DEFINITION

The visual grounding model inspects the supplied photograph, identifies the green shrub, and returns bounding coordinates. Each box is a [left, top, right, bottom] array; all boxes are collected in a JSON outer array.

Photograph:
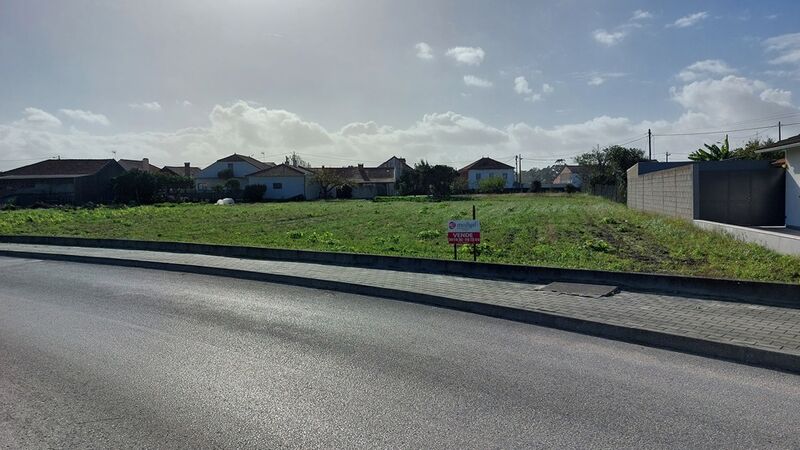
[[478, 176, 506, 194], [243, 184, 267, 202], [286, 230, 304, 239], [583, 238, 613, 252], [417, 229, 439, 239], [224, 179, 241, 191]]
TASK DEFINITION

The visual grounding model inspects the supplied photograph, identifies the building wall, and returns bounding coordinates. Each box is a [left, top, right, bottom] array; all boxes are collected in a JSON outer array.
[[248, 175, 305, 200], [787, 149, 800, 228], [627, 163, 695, 220], [196, 161, 259, 191], [467, 169, 514, 190]]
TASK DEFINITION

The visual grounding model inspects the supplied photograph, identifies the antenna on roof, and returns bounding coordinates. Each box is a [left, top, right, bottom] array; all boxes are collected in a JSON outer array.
[[112, 150, 117, 159]]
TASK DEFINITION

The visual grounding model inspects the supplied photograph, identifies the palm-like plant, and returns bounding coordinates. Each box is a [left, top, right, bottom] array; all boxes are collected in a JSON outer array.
[[688, 135, 731, 161]]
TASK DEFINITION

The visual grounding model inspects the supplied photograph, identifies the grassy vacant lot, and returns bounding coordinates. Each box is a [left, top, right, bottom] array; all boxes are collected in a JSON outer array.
[[1, 194, 799, 283]]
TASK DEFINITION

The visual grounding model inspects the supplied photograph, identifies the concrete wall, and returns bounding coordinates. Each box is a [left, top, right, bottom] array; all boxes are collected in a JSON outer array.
[[787, 149, 800, 228], [627, 163, 695, 220]]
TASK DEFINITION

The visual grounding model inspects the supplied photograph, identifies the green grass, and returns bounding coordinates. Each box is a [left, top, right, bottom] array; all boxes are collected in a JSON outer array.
[[2, 194, 800, 283]]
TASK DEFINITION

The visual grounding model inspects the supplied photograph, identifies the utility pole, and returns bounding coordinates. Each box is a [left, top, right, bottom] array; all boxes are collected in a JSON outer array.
[[779, 121, 782, 141], [514, 155, 518, 187], [648, 129, 652, 161], [665, 152, 671, 162], [518, 155, 523, 186]]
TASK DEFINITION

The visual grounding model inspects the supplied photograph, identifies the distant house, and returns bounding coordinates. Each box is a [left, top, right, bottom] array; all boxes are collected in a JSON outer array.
[[0, 159, 125, 205], [118, 158, 162, 174], [246, 164, 320, 200], [309, 164, 399, 199], [195, 154, 275, 191], [161, 163, 201, 178], [378, 156, 413, 178], [458, 157, 515, 190], [552, 165, 590, 188], [758, 135, 800, 228]]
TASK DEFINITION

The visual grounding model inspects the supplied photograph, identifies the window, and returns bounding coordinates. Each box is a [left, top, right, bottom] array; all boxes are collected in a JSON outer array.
[[273, 182, 282, 189], [227, 163, 234, 170], [476, 173, 481, 180]]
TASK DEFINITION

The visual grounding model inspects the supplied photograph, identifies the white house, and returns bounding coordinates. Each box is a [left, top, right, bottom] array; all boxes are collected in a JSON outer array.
[[195, 154, 274, 191], [759, 135, 800, 228], [246, 164, 320, 200], [458, 157, 515, 190]]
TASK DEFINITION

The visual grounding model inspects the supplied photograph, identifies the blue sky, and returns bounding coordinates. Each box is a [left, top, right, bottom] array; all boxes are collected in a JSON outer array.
[[2, 0, 800, 170]]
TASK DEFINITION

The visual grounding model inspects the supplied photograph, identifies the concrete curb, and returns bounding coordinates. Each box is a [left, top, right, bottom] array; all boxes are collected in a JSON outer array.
[[1, 235, 799, 308], [2, 247, 798, 375]]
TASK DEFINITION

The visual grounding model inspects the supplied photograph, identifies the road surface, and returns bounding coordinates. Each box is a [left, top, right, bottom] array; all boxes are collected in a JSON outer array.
[[1, 256, 799, 448]]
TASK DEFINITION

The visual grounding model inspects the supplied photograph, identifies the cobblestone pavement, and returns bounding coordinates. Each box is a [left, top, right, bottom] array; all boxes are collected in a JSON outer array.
[[1, 243, 799, 356]]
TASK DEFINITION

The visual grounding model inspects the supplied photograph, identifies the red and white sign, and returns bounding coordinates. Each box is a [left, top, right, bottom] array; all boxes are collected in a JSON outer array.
[[447, 220, 481, 244]]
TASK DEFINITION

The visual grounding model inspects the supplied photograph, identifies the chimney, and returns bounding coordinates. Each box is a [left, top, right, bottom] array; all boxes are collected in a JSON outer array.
[[142, 158, 149, 170], [357, 163, 364, 168], [184, 162, 191, 177]]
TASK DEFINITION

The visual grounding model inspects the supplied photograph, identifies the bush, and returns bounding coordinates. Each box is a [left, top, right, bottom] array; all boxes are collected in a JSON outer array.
[[530, 180, 542, 193], [565, 183, 578, 193], [243, 184, 267, 202], [336, 184, 353, 198], [478, 176, 506, 194], [416, 229, 439, 239], [224, 179, 241, 191]]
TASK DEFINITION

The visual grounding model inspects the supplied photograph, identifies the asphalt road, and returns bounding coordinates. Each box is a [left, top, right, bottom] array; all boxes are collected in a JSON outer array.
[[1, 257, 799, 449]]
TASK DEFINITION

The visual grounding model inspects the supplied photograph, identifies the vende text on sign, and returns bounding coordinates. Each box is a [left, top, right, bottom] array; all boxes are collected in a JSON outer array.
[[447, 220, 481, 244]]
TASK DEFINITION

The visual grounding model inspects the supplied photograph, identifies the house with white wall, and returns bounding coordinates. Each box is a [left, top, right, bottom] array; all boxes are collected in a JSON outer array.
[[759, 135, 800, 228], [246, 163, 320, 200], [195, 154, 274, 191], [458, 157, 515, 190]]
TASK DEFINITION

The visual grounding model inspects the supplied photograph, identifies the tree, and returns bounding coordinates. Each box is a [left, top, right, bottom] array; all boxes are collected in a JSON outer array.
[[731, 137, 781, 160], [112, 171, 192, 204], [284, 152, 309, 167], [478, 176, 506, 193], [243, 184, 266, 202], [425, 164, 458, 198], [689, 135, 731, 161], [314, 168, 349, 198], [217, 168, 234, 180], [224, 179, 241, 191], [574, 145, 646, 202]]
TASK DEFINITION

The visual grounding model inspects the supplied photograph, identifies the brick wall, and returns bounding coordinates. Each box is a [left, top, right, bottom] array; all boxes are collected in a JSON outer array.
[[627, 163, 695, 220]]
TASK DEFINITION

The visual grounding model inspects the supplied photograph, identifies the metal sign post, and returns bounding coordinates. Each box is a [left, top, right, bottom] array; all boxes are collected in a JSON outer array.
[[447, 212, 480, 261]]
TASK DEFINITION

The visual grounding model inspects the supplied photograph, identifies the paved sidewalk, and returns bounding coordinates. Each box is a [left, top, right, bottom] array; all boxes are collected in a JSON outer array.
[[1, 243, 799, 368]]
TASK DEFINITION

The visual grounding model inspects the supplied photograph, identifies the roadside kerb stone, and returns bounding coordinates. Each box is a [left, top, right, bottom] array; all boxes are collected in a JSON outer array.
[[1, 235, 798, 308], [1, 242, 799, 374]]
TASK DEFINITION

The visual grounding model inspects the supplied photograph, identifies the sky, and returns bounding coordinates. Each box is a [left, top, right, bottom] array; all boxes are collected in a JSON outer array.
[[2, 0, 800, 171]]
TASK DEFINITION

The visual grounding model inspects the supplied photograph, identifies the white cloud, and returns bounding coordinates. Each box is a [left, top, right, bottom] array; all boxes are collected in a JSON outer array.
[[677, 60, 736, 81], [58, 109, 110, 126], [764, 33, 800, 66], [15, 107, 62, 128], [671, 75, 795, 125], [129, 101, 162, 111], [415, 42, 434, 60], [512, 77, 553, 102], [445, 47, 485, 66], [592, 29, 626, 46], [631, 10, 653, 21], [182, 100, 193, 107], [578, 71, 626, 86], [514, 76, 532, 95], [463, 75, 493, 88], [3, 76, 798, 172], [760, 88, 793, 106], [668, 11, 709, 28]]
